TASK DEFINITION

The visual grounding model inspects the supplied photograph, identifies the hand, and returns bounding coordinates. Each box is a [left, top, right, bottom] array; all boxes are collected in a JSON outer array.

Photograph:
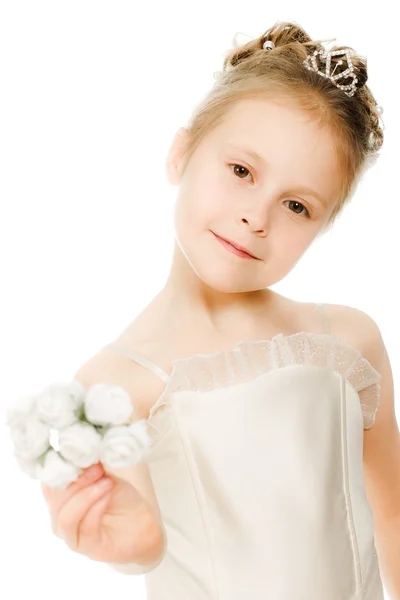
[[41, 462, 162, 563]]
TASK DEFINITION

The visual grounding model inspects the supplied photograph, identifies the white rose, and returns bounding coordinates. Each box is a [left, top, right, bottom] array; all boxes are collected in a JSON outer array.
[[35, 379, 86, 429], [58, 422, 102, 468], [127, 419, 151, 452], [37, 450, 80, 490], [84, 382, 133, 426], [5, 394, 37, 428], [14, 451, 39, 479], [9, 414, 51, 462], [99, 419, 151, 469]]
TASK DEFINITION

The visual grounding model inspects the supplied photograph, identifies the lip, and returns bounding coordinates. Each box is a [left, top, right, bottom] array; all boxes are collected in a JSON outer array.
[[212, 231, 260, 260]]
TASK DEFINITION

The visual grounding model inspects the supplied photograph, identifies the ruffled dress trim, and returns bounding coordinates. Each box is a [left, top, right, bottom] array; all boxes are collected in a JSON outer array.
[[147, 332, 381, 430]]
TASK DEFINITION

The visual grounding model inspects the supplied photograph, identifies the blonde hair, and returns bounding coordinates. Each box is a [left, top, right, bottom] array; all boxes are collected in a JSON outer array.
[[179, 20, 384, 230]]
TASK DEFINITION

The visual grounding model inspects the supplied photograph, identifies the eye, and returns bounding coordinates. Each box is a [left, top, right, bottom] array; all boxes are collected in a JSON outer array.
[[283, 200, 310, 218], [229, 163, 311, 219], [230, 163, 252, 182]]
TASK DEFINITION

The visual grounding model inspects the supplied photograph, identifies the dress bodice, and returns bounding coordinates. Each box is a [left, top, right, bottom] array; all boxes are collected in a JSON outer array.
[[104, 303, 384, 599]]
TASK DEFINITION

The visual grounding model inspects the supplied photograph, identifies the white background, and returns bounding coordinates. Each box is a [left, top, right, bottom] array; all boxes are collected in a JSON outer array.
[[0, 1, 398, 598]]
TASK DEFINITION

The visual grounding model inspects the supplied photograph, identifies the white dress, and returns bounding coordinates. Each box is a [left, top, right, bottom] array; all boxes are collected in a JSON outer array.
[[105, 303, 384, 600]]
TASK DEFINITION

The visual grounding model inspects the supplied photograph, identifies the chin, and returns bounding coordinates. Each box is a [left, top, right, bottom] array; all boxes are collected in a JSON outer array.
[[189, 259, 266, 294]]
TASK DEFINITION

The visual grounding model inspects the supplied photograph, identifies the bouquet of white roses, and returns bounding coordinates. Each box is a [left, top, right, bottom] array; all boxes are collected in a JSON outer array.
[[5, 378, 150, 490]]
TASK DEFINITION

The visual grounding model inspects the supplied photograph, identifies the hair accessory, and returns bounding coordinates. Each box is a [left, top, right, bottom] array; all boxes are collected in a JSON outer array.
[[262, 40, 275, 51], [262, 39, 358, 98], [303, 49, 358, 97]]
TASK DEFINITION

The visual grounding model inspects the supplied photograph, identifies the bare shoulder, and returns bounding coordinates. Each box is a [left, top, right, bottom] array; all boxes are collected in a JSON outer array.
[[321, 302, 385, 366], [324, 304, 400, 521], [72, 290, 175, 420], [323, 301, 398, 435], [73, 340, 168, 421]]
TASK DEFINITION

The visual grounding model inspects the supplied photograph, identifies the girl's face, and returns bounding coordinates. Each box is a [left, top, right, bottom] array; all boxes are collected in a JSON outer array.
[[166, 97, 342, 294]]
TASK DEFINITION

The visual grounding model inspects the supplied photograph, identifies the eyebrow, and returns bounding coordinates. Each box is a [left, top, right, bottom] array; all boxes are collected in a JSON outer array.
[[225, 142, 329, 208]]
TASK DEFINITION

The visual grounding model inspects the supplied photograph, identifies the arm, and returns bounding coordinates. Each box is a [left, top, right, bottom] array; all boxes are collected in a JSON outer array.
[[107, 517, 167, 575], [361, 318, 400, 600], [103, 462, 167, 575], [73, 347, 168, 574], [332, 305, 400, 599]]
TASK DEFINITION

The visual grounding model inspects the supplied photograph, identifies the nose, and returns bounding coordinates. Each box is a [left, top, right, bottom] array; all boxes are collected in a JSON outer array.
[[239, 214, 268, 235], [237, 190, 275, 235]]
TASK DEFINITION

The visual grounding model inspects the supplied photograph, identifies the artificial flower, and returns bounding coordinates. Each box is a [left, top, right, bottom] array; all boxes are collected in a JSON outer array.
[[99, 419, 151, 469], [35, 379, 85, 429], [58, 421, 102, 468], [84, 381, 133, 426], [37, 449, 80, 490]]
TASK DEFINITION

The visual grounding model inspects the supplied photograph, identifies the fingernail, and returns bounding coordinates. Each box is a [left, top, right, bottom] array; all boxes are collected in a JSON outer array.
[[87, 464, 101, 478], [97, 477, 112, 490]]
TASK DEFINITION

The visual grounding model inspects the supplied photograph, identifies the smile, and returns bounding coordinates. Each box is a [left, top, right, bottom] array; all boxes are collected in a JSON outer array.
[[211, 232, 260, 260]]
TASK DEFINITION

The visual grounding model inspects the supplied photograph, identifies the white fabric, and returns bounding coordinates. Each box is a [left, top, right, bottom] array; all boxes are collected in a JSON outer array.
[[105, 306, 384, 598], [144, 349, 383, 599], [147, 332, 381, 430]]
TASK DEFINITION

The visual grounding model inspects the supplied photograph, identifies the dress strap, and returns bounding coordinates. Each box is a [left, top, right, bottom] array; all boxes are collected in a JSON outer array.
[[314, 303, 331, 335], [104, 343, 171, 384]]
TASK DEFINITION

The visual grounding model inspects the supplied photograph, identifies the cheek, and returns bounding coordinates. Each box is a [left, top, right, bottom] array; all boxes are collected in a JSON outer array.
[[279, 231, 317, 270], [174, 182, 224, 234]]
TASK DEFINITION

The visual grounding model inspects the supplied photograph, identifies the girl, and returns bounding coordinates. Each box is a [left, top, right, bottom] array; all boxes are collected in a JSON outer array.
[[42, 21, 400, 600]]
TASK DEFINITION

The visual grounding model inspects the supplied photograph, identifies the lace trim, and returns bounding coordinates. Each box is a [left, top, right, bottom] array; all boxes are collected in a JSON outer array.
[[147, 332, 381, 429]]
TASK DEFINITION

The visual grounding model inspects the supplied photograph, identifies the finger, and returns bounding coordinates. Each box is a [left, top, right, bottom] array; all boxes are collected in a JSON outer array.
[[54, 476, 113, 546], [54, 477, 113, 550], [45, 465, 105, 535], [77, 490, 113, 551], [42, 462, 104, 513], [42, 462, 103, 502]]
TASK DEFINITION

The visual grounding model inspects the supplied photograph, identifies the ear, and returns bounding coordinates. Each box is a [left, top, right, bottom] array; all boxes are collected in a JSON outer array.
[[165, 127, 189, 186]]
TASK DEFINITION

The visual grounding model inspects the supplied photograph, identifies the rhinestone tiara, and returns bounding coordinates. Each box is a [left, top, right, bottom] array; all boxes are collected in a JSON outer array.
[[262, 40, 358, 97], [303, 48, 358, 97]]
